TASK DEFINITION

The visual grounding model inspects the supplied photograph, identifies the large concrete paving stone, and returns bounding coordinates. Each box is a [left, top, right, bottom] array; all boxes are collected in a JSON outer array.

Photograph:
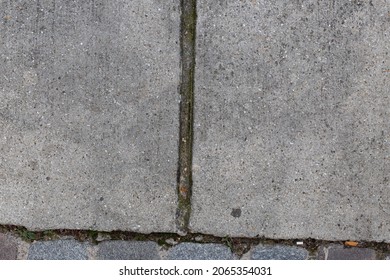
[[192, 0, 390, 241], [0, 0, 180, 232]]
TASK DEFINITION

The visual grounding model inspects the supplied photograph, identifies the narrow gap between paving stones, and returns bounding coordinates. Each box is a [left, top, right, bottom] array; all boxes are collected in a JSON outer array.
[[176, 0, 197, 234]]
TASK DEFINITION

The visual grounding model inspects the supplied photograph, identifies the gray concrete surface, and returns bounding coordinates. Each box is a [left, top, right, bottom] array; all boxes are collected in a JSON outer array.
[[1, 0, 390, 244], [0, 0, 180, 232], [191, 0, 390, 241]]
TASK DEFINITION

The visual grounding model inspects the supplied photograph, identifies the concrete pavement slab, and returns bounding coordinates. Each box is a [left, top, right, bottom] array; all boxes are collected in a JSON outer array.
[[191, 0, 390, 241], [0, 0, 180, 232]]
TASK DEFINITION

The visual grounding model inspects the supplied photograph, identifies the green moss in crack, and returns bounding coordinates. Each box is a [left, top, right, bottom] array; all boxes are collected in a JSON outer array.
[[87, 230, 99, 243], [222, 235, 233, 252], [17, 229, 36, 242]]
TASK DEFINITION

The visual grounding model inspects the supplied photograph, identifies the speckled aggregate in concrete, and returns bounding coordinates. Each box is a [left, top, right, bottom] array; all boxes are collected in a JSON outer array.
[[0, 0, 180, 233], [191, 0, 390, 241]]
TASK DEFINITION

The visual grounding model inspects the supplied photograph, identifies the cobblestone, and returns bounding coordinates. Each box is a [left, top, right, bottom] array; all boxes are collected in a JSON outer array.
[[250, 245, 308, 260], [98, 241, 160, 260], [166, 243, 236, 260], [0, 233, 18, 260], [318, 245, 376, 260], [0, 231, 387, 260], [27, 239, 88, 260]]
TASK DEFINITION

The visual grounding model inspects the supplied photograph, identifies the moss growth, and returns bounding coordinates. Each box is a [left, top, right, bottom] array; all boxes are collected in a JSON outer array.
[[17, 229, 36, 242], [87, 230, 99, 243], [222, 235, 233, 251]]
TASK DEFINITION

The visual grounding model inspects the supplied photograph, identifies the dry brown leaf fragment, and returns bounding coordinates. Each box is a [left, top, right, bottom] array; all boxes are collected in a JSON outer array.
[[345, 241, 359, 247], [179, 185, 188, 198]]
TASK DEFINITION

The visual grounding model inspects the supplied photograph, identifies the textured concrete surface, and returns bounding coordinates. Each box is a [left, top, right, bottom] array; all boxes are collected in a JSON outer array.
[[167, 243, 236, 260], [250, 245, 308, 260], [0, 233, 18, 259], [0, 0, 180, 232], [192, 0, 390, 240], [28, 239, 87, 260], [98, 241, 160, 260], [318, 245, 376, 260]]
